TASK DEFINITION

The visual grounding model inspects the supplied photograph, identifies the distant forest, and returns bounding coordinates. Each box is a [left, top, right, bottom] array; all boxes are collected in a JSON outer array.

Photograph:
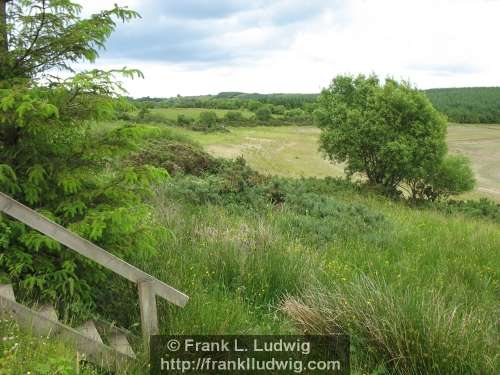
[[425, 87, 500, 124], [134, 87, 500, 124]]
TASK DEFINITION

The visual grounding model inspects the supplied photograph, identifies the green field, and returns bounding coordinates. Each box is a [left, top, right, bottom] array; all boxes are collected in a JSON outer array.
[[178, 124, 500, 201], [447, 124, 500, 199]]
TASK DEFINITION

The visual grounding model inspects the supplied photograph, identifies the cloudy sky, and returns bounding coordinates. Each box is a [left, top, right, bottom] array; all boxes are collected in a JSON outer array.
[[82, 0, 500, 98]]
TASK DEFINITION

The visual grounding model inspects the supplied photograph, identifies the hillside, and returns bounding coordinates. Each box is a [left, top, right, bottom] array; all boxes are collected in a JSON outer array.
[[425, 87, 500, 123], [136, 87, 500, 124]]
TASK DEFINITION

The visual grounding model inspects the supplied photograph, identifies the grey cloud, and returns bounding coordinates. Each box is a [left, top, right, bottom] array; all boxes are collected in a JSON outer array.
[[103, 0, 347, 64]]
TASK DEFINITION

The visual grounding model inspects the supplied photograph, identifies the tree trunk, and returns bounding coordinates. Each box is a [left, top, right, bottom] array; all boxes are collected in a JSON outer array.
[[0, 0, 11, 80], [0, 0, 8, 53]]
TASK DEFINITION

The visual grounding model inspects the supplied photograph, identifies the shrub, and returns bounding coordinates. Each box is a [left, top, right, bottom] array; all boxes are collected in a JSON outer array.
[[255, 106, 272, 121], [177, 113, 195, 126], [433, 198, 500, 223], [272, 105, 286, 115], [278, 192, 390, 247], [198, 111, 218, 128], [223, 111, 244, 122], [422, 155, 475, 200], [284, 108, 307, 121], [129, 139, 221, 176]]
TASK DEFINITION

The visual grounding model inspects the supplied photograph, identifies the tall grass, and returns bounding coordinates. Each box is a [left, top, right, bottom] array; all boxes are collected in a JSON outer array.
[[282, 276, 498, 374]]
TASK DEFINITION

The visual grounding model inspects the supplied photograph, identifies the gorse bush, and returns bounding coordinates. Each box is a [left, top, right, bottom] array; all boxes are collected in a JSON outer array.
[[129, 138, 221, 176]]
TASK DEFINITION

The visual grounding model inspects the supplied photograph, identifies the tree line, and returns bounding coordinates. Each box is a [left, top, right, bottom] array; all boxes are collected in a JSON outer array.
[[134, 87, 500, 124], [425, 87, 500, 124]]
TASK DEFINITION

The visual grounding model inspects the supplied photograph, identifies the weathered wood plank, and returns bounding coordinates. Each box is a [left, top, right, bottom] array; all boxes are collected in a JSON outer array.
[[0, 192, 188, 307], [138, 279, 159, 346], [0, 295, 134, 372]]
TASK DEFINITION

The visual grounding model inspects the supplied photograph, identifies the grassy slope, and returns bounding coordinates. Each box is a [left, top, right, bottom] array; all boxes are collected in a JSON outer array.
[[141, 172, 499, 373], [3, 122, 498, 374], [131, 123, 498, 372]]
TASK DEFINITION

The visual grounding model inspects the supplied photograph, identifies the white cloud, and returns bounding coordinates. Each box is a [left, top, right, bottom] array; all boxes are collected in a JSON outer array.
[[80, 0, 500, 97]]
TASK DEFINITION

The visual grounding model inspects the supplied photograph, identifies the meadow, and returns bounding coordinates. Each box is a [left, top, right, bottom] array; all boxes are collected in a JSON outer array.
[[177, 123, 500, 201]]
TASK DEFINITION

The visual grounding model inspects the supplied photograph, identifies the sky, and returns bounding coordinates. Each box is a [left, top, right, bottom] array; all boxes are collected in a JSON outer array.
[[81, 0, 500, 98]]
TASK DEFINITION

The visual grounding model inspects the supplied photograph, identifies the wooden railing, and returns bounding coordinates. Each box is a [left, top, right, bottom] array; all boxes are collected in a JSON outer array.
[[0, 192, 188, 344]]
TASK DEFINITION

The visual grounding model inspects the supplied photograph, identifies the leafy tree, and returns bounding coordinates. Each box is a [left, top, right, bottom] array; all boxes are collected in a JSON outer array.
[[177, 113, 194, 126], [198, 110, 217, 128], [246, 99, 261, 111], [272, 105, 286, 115], [0, 1, 167, 318], [224, 110, 243, 122], [255, 106, 271, 121], [318, 74, 473, 199]]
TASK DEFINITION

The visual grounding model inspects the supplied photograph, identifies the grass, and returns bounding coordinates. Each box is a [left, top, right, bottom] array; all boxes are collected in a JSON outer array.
[[176, 125, 344, 178], [0, 319, 100, 374], [131, 176, 499, 374], [3, 121, 498, 374], [447, 123, 500, 200], [178, 123, 500, 201]]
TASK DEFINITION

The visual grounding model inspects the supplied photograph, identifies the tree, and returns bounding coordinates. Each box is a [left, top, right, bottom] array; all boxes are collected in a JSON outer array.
[[255, 106, 272, 121], [317, 74, 473, 199], [224, 110, 243, 122], [199, 111, 217, 128], [0, 1, 165, 318]]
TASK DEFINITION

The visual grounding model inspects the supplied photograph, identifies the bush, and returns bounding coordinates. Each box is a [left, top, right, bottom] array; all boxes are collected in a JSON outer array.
[[408, 155, 475, 201], [255, 106, 272, 121], [129, 139, 221, 176], [177, 114, 195, 126], [284, 108, 307, 121], [198, 111, 218, 128], [433, 198, 500, 223], [272, 105, 286, 115], [424, 155, 475, 200], [278, 192, 390, 247], [223, 111, 244, 122]]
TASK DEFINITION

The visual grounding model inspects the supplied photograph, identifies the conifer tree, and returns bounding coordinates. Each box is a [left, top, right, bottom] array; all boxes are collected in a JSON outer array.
[[0, 1, 164, 318]]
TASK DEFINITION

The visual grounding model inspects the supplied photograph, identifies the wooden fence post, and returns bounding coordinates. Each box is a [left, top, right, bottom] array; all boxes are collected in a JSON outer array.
[[138, 279, 159, 347]]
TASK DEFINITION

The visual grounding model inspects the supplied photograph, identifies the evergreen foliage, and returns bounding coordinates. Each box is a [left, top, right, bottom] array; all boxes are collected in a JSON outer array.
[[425, 87, 500, 123], [0, 0, 167, 318]]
